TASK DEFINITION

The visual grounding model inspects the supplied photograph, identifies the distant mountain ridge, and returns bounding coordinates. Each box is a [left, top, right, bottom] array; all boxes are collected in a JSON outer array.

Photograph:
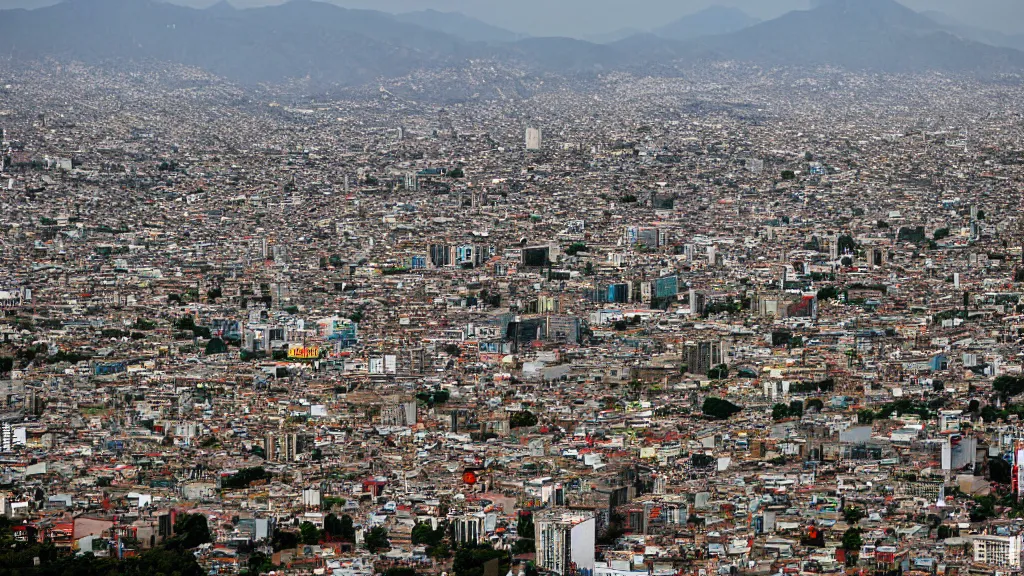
[[701, 0, 1024, 74], [921, 9, 1024, 52], [654, 6, 760, 41], [393, 9, 526, 43], [0, 0, 1020, 87]]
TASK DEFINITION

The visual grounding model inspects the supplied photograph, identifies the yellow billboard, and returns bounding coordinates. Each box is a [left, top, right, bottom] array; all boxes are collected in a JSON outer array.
[[287, 346, 322, 360]]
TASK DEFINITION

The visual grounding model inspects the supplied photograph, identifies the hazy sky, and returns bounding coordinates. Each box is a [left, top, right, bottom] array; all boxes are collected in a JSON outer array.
[[1, 0, 1022, 38]]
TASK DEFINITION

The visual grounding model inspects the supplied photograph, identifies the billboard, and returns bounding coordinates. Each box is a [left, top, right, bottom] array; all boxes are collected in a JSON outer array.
[[287, 346, 322, 360], [93, 361, 127, 376]]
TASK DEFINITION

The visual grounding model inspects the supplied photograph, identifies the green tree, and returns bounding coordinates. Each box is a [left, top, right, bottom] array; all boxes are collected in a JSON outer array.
[[772, 403, 789, 421], [512, 512, 535, 554], [323, 514, 342, 539], [453, 542, 509, 576], [989, 457, 1012, 484], [411, 523, 445, 547], [126, 546, 204, 576], [841, 527, 862, 551], [994, 375, 1024, 400], [565, 242, 588, 256], [805, 398, 825, 412], [816, 285, 839, 301], [837, 234, 858, 255], [168, 513, 212, 549], [510, 410, 538, 428], [702, 397, 742, 420], [222, 467, 271, 489], [339, 515, 356, 541], [971, 495, 996, 522], [364, 526, 390, 553], [246, 551, 273, 575], [707, 364, 729, 379], [271, 528, 300, 551], [788, 400, 804, 418], [842, 506, 865, 525], [205, 337, 228, 355], [300, 522, 320, 545]]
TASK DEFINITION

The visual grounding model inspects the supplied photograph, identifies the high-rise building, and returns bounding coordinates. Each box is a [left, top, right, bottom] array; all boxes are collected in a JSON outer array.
[[688, 289, 707, 316], [526, 128, 542, 151], [535, 509, 595, 576], [264, 433, 277, 461], [973, 534, 1022, 567], [684, 340, 726, 375], [283, 433, 304, 462], [452, 513, 487, 545]]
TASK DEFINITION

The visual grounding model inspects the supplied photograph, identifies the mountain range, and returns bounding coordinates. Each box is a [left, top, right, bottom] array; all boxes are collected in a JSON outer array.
[[0, 0, 1021, 87], [653, 6, 761, 42]]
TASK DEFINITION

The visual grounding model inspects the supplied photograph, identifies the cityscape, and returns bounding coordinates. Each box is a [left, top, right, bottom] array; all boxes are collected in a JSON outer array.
[[2, 1, 1024, 576]]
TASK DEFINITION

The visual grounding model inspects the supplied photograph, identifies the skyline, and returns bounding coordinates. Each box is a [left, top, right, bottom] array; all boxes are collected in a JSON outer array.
[[0, 0, 1023, 39]]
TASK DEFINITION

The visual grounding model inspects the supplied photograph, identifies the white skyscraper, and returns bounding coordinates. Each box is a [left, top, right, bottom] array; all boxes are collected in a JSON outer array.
[[526, 127, 542, 151], [535, 510, 595, 576]]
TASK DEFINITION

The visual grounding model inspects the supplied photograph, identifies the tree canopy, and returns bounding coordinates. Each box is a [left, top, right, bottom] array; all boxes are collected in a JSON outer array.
[[453, 542, 509, 576], [221, 467, 271, 490], [510, 410, 538, 428], [300, 522, 320, 545], [324, 513, 356, 541], [167, 513, 212, 550], [994, 375, 1024, 400], [702, 397, 742, 420], [364, 526, 390, 553], [707, 364, 729, 379], [841, 528, 863, 551], [0, 517, 204, 576], [842, 506, 865, 525]]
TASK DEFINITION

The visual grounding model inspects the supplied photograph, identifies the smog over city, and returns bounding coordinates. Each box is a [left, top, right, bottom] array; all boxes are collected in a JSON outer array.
[[0, 0, 1023, 575]]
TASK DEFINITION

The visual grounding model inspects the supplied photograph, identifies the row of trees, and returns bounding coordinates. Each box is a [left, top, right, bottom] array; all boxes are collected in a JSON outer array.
[[0, 514, 209, 576], [772, 398, 826, 421], [772, 401, 804, 421]]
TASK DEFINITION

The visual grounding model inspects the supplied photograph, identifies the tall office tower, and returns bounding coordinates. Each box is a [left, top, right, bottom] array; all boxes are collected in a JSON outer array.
[[526, 128, 542, 151], [684, 340, 725, 375], [535, 510, 595, 576], [264, 433, 277, 462]]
